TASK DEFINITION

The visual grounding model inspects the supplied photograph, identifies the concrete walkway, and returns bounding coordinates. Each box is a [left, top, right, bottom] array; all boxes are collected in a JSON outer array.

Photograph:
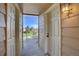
[[22, 37, 44, 56]]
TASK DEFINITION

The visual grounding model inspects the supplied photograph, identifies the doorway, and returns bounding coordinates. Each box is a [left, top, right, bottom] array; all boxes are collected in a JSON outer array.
[[22, 15, 44, 56]]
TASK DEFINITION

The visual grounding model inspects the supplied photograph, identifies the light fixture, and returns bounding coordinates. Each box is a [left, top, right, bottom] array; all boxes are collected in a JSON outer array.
[[62, 3, 72, 18]]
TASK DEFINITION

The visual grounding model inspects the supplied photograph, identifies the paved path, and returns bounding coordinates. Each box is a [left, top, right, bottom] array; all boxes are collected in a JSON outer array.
[[22, 37, 44, 56]]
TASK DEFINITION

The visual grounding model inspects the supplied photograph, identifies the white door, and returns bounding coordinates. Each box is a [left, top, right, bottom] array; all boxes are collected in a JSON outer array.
[[51, 4, 61, 56], [44, 15, 49, 54]]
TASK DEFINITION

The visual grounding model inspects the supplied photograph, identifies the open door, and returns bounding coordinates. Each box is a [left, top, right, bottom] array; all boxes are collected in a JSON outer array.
[[44, 4, 61, 56]]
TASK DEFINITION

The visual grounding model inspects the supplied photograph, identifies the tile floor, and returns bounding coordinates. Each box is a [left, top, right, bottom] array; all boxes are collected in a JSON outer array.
[[22, 37, 44, 56]]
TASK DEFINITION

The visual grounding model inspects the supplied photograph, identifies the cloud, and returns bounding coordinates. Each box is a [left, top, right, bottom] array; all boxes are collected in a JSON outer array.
[[23, 24, 38, 29], [23, 25, 27, 28]]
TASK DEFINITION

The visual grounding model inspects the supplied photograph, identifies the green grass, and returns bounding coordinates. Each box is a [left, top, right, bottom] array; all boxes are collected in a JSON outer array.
[[23, 31, 33, 37]]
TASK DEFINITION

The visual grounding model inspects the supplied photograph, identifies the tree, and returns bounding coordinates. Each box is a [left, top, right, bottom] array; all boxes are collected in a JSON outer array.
[[25, 26, 30, 33], [24, 26, 38, 38], [30, 27, 33, 31]]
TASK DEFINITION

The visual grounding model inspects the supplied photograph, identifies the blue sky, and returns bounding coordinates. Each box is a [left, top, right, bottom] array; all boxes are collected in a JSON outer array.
[[23, 15, 38, 29]]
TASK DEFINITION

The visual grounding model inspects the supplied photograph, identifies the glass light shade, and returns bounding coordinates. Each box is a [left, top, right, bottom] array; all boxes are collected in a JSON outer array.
[[62, 6, 69, 13]]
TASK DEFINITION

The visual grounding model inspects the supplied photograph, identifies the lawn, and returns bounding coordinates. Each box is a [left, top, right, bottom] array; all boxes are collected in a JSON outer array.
[[23, 31, 33, 38]]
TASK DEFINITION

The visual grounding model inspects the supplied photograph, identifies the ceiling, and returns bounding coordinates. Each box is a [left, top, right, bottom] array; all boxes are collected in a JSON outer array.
[[23, 3, 52, 15]]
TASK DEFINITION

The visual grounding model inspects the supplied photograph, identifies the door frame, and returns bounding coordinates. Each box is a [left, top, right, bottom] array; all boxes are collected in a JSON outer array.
[[22, 13, 39, 51], [4, 3, 7, 56]]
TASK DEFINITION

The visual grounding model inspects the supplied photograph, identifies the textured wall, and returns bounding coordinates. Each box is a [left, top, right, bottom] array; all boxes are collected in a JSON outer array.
[[61, 4, 79, 56]]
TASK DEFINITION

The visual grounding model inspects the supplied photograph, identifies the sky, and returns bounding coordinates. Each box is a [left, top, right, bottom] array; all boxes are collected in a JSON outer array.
[[23, 15, 38, 29]]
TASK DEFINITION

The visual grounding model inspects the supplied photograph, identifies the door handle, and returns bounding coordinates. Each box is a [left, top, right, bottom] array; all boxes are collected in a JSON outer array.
[[46, 33, 49, 37]]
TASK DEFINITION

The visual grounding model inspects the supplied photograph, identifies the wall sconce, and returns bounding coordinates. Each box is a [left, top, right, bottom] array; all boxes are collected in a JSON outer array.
[[62, 3, 72, 18]]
